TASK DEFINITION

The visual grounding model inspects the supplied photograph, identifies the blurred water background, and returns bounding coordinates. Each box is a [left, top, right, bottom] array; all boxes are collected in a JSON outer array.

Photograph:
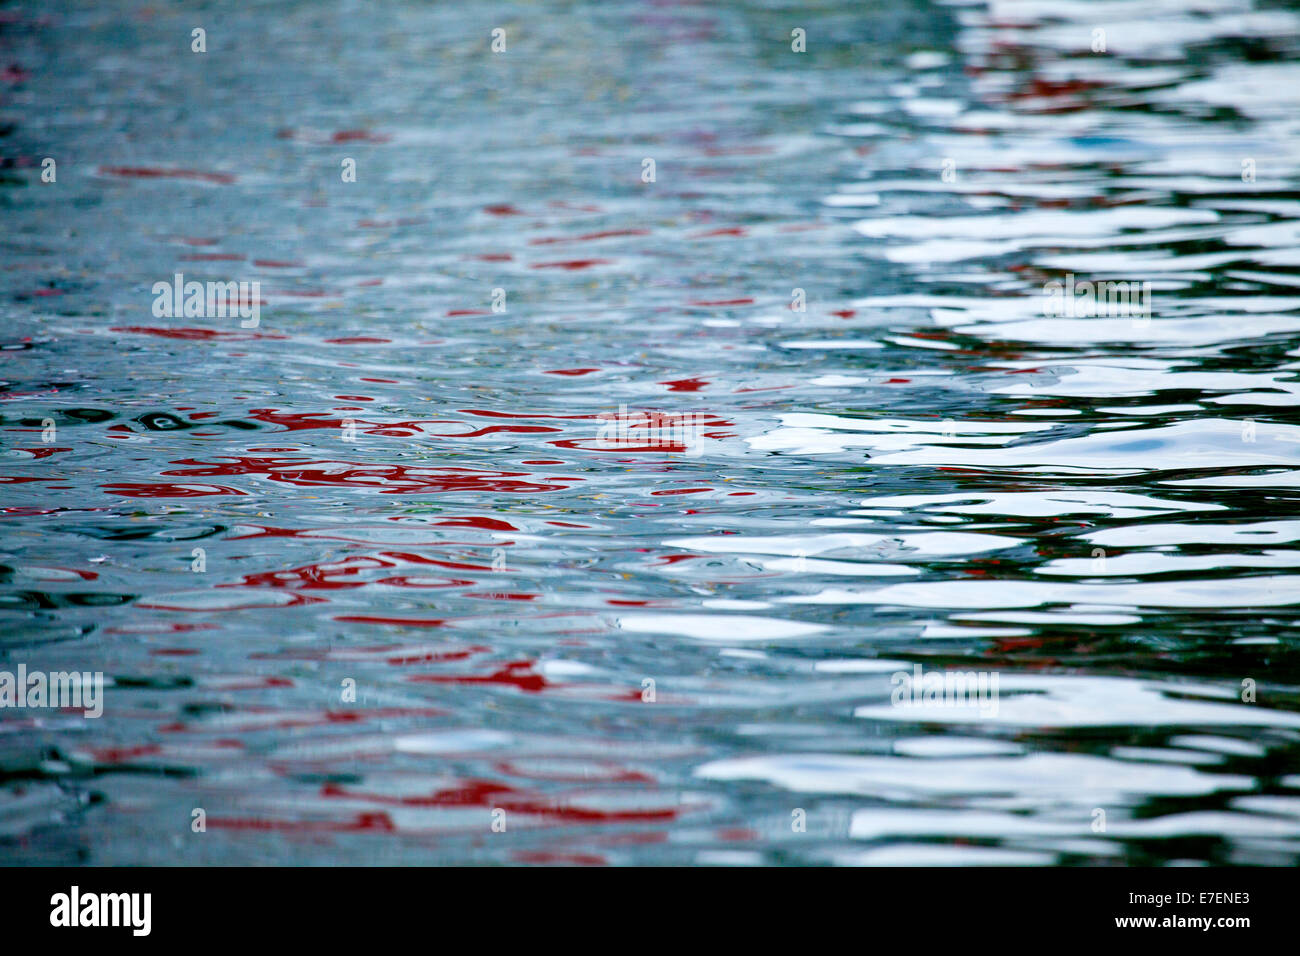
[[2, 0, 1300, 865]]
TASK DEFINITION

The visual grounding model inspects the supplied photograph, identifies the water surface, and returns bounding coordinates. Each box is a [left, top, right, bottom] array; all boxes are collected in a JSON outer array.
[[3, 0, 1300, 865]]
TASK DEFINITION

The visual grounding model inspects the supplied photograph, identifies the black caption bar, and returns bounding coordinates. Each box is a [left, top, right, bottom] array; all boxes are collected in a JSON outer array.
[[0, 866, 1285, 942]]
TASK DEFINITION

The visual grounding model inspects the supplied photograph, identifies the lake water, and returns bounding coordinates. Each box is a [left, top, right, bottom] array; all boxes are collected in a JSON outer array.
[[3, 0, 1300, 865]]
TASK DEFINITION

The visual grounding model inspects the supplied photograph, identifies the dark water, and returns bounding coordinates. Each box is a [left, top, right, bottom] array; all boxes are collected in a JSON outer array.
[[3, 0, 1300, 865]]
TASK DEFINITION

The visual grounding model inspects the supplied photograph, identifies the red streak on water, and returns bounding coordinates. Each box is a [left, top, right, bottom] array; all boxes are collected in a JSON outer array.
[[321, 779, 682, 824], [145, 457, 583, 494], [11, 446, 70, 459], [333, 615, 448, 627], [529, 229, 648, 244], [659, 376, 708, 392], [433, 516, 518, 531], [331, 129, 390, 143], [39, 566, 99, 580], [247, 409, 482, 436], [550, 438, 688, 453], [99, 165, 236, 184], [410, 659, 552, 693], [236, 556, 393, 590], [110, 326, 288, 341], [88, 745, 163, 764], [436, 424, 563, 438], [717, 827, 758, 841], [103, 623, 215, 634], [689, 297, 754, 306], [500, 763, 654, 785], [531, 259, 611, 269], [376, 575, 475, 588], [461, 408, 599, 420]]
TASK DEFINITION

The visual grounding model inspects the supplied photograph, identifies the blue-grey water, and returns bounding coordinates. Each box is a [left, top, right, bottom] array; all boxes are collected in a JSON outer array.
[[3, 0, 1300, 865]]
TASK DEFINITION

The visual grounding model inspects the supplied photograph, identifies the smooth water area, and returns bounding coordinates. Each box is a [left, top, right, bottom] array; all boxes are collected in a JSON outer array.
[[2, 0, 1300, 864]]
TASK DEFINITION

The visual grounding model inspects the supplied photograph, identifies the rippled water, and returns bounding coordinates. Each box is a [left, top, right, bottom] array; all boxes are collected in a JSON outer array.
[[3, 0, 1300, 865]]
